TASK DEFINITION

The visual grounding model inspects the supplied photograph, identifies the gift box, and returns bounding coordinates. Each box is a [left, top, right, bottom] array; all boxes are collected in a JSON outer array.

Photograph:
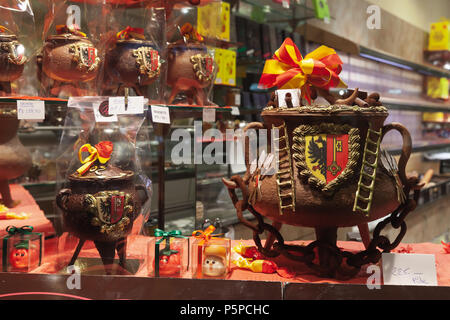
[[428, 19, 450, 51], [147, 229, 189, 278], [1, 226, 43, 272], [191, 225, 231, 279]]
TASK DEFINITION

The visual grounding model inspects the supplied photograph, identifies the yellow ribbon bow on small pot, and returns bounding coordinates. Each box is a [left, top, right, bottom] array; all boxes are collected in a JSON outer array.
[[77, 141, 113, 175]]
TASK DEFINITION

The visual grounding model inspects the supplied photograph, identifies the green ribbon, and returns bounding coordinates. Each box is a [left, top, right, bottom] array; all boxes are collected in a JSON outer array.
[[154, 228, 188, 277], [6, 225, 34, 235], [2, 225, 42, 272]]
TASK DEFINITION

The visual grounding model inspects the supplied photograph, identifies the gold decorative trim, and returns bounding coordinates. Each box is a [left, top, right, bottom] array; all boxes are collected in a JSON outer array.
[[1, 41, 26, 65], [353, 124, 382, 216], [264, 105, 388, 113], [292, 123, 360, 194], [69, 44, 100, 73], [190, 53, 215, 82], [84, 190, 134, 236], [132, 47, 161, 79], [272, 121, 296, 215]]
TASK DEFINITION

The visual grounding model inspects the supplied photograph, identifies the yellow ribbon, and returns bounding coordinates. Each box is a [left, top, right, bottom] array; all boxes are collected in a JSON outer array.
[[192, 225, 223, 245], [77, 143, 111, 176]]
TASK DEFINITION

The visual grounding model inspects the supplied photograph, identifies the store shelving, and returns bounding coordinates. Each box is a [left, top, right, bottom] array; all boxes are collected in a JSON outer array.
[[359, 45, 450, 79], [237, 0, 317, 30]]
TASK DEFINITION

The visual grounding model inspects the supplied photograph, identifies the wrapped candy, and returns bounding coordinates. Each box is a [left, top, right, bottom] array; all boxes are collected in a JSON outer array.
[[0, 205, 29, 220], [232, 243, 277, 274], [442, 241, 450, 254]]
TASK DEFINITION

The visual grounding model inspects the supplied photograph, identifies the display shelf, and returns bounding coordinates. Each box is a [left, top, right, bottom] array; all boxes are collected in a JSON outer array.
[[238, 0, 317, 30], [385, 141, 450, 156], [383, 96, 450, 113], [424, 50, 450, 69], [360, 46, 450, 79], [0, 272, 448, 300]]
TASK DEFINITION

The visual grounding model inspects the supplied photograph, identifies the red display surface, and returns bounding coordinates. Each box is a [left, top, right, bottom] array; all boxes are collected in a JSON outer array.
[[0, 184, 55, 237]]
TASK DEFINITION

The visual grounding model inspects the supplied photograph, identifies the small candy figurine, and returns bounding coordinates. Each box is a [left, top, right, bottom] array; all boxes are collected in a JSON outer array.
[[9, 242, 29, 269], [158, 245, 181, 276], [202, 245, 227, 277]]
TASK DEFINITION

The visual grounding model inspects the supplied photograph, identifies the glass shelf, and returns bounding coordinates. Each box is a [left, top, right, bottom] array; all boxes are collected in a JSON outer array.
[[238, 0, 317, 31], [360, 46, 450, 79]]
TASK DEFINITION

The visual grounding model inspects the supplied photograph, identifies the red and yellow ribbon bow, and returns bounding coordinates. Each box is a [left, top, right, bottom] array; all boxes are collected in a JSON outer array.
[[258, 38, 346, 103], [180, 23, 204, 42], [56, 24, 86, 37], [192, 225, 222, 245], [116, 26, 145, 40], [77, 141, 113, 175]]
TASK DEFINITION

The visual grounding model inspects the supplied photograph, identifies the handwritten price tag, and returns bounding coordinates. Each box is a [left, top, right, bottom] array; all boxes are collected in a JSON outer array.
[[17, 100, 45, 120], [231, 107, 240, 115], [109, 96, 144, 115], [382, 253, 438, 286], [151, 105, 170, 124], [202, 108, 216, 123]]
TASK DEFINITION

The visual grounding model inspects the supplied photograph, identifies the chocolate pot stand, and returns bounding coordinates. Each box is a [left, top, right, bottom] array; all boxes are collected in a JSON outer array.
[[0, 114, 32, 207], [167, 42, 212, 105]]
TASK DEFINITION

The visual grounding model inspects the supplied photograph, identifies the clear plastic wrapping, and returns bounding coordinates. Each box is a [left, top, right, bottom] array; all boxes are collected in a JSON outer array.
[[54, 96, 152, 275], [0, 0, 38, 96]]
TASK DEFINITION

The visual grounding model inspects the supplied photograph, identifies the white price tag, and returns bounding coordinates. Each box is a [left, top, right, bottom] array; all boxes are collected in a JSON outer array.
[[94, 101, 118, 122], [382, 253, 438, 286], [17, 100, 45, 120], [282, 0, 290, 9], [276, 89, 301, 108], [108, 97, 125, 115], [234, 93, 241, 106], [109, 96, 144, 115], [202, 108, 216, 123], [231, 107, 240, 115], [323, 16, 331, 24], [151, 105, 171, 124]]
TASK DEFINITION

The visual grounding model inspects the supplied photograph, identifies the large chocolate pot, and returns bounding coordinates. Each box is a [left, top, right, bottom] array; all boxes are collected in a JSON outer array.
[[104, 39, 161, 95], [223, 89, 424, 279], [167, 41, 215, 105], [0, 107, 32, 207]]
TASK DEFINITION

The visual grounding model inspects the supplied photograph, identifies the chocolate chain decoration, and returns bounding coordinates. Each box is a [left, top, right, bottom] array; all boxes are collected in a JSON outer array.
[[226, 173, 421, 280]]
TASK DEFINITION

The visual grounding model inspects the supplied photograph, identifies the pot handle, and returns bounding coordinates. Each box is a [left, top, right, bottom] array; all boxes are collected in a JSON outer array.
[[381, 122, 412, 187], [242, 122, 265, 170], [56, 188, 72, 211], [135, 184, 150, 205]]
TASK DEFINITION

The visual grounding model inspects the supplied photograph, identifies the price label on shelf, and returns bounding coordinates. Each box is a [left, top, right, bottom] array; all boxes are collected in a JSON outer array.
[[231, 107, 240, 115], [151, 105, 170, 124], [108, 96, 125, 115], [382, 253, 438, 286], [17, 100, 45, 120], [202, 108, 216, 123], [109, 96, 144, 115], [234, 93, 241, 106]]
